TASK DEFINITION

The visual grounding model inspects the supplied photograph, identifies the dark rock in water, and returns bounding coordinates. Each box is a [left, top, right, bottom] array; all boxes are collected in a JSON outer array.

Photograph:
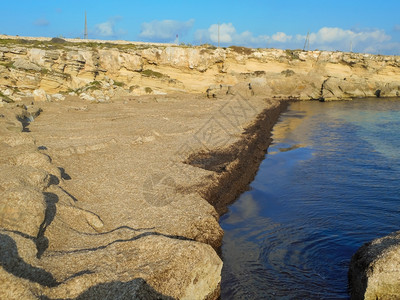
[[349, 231, 400, 300]]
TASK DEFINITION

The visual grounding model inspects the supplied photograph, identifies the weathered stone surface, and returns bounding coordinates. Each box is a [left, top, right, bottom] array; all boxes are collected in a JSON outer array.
[[79, 92, 95, 101], [2, 93, 276, 299], [0, 36, 399, 100], [33, 89, 49, 102], [349, 231, 400, 300], [321, 76, 370, 100], [0, 187, 46, 237], [51, 93, 65, 101], [13, 58, 41, 72]]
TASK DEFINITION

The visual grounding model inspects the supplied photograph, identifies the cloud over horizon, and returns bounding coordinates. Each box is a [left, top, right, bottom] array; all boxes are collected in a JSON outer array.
[[298, 27, 391, 52], [195, 23, 272, 47], [139, 19, 194, 42], [194, 23, 396, 54], [93, 16, 125, 38]]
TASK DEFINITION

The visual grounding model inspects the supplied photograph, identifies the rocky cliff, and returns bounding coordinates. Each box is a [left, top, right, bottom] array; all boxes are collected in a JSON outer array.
[[1, 35, 400, 103]]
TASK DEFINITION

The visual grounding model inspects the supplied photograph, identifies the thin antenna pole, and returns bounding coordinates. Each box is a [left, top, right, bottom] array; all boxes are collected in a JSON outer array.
[[84, 11, 88, 39], [303, 31, 310, 51], [218, 23, 220, 48]]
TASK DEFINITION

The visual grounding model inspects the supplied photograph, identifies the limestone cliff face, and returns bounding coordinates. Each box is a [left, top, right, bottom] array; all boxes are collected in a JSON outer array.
[[1, 36, 400, 102]]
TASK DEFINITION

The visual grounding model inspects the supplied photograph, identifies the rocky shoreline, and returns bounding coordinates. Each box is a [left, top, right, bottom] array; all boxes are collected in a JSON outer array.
[[0, 90, 288, 298], [1, 35, 400, 299]]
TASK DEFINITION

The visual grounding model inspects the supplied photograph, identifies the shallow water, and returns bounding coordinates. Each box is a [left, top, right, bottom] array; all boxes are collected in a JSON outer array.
[[220, 98, 400, 299]]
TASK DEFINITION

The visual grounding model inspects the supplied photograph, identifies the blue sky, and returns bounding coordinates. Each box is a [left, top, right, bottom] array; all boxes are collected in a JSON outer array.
[[1, 0, 400, 55]]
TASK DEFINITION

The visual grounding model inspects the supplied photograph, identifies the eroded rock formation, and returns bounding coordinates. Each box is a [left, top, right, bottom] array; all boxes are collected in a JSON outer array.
[[1, 35, 400, 103]]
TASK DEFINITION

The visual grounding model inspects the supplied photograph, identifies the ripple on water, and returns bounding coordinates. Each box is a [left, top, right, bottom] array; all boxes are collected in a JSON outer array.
[[221, 98, 400, 299]]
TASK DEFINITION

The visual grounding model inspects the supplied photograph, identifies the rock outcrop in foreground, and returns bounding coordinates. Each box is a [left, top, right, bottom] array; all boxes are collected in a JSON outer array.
[[349, 231, 400, 300], [0, 88, 286, 298]]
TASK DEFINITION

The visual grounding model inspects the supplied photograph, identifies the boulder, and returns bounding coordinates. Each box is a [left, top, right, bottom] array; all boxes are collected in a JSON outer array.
[[349, 231, 400, 299], [51, 93, 65, 101], [91, 89, 106, 101], [2, 88, 13, 96], [33, 89, 49, 102], [79, 92, 95, 101]]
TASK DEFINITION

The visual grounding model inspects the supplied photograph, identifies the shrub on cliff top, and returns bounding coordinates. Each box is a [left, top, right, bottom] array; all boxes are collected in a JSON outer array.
[[229, 46, 253, 55], [285, 49, 300, 60], [51, 37, 67, 44]]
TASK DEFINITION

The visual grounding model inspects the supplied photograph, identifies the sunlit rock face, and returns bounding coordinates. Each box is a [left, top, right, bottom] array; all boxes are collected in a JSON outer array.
[[1, 36, 400, 102]]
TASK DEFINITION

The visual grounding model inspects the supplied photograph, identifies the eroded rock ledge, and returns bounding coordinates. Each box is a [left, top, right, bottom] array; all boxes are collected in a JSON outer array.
[[1, 35, 400, 105]]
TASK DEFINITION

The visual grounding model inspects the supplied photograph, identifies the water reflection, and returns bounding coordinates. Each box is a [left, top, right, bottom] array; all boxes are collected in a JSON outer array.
[[221, 98, 400, 299]]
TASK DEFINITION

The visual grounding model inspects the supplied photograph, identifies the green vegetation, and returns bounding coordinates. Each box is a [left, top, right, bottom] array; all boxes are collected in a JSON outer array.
[[285, 49, 300, 60], [200, 44, 217, 50], [179, 42, 193, 47], [229, 46, 253, 55], [0, 91, 14, 103], [86, 80, 102, 91], [141, 69, 168, 79], [40, 68, 50, 75], [68, 80, 102, 94], [113, 80, 125, 87], [0, 37, 164, 52], [50, 37, 67, 44], [145, 87, 153, 94], [0, 61, 14, 69], [281, 69, 295, 77]]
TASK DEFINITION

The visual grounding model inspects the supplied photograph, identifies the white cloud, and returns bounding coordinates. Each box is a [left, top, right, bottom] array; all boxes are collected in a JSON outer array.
[[96, 22, 113, 36], [364, 42, 400, 55], [195, 23, 396, 54], [94, 16, 124, 38], [209, 23, 236, 43], [139, 19, 194, 42], [272, 32, 292, 43], [195, 23, 269, 47], [295, 27, 391, 53], [394, 25, 400, 32]]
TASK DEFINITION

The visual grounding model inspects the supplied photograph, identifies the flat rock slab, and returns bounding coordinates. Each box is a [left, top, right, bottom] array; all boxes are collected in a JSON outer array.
[[0, 93, 283, 299]]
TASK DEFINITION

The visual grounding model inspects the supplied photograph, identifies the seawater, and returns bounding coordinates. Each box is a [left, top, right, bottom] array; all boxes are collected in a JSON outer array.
[[220, 98, 400, 299]]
